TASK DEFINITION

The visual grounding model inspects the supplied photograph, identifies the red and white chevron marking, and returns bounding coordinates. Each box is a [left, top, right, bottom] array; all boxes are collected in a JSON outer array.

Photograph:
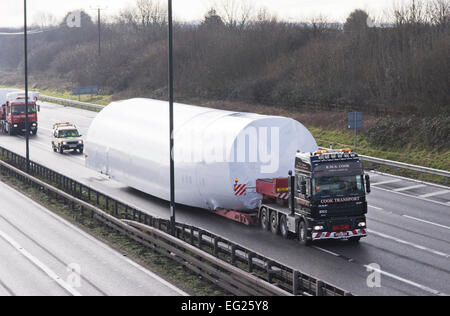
[[312, 229, 367, 241], [277, 192, 289, 200], [234, 184, 247, 196]]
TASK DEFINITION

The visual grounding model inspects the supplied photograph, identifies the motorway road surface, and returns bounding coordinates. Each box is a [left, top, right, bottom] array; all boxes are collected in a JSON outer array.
[[0, 180, 187, 296], [0, 100, 449, 296]]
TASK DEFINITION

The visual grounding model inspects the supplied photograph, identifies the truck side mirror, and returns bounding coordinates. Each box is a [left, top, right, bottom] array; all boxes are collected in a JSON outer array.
[[365, 174, 371, 194], [301, 181, 307, 195]]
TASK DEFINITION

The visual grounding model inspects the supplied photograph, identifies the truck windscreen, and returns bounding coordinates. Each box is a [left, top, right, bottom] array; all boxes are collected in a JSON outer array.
[[313, 175, 365, 198], [11, 105, 37, 114]]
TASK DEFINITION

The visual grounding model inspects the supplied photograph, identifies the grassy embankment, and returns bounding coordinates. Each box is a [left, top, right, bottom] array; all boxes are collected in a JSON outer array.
[[0, 84, 112, 106]]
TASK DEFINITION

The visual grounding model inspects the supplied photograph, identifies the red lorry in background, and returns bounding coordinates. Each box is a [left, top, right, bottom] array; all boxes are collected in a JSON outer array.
[[0, 89, 39, 136]]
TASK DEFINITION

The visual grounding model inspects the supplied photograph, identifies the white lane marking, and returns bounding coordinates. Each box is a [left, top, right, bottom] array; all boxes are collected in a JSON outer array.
[[420, 190, 449, 198], [0, 228, 82, 296], [373, 186, 450, 208], [393, 184, 426, 192], [402, 215, 450, 231], [313, 246, 340, 257], [363, 264, 446, 296], [313, 244, 447, 296], [369, 170, 450, 191], [369, 205, 384, 211], [372, 179, 402, 186], [370, 230, 450, 259], [0, 182, 187, 296]]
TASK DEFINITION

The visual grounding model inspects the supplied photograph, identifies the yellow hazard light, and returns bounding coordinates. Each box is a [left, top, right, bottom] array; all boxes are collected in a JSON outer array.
[[339, 148, 352, 152], [315, 150, 328, 154]]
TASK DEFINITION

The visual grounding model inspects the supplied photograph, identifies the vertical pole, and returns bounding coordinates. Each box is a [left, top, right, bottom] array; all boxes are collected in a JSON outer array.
[[24, 0, 30, 173], [354, 112, 357, 152], [168, 0, 176, 234], [98, 8, 101, 56]]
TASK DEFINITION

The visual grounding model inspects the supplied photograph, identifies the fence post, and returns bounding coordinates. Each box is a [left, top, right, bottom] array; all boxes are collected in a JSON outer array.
[[248, 252, 255, 273], [316, 280, 324, 296], [293, 271, 300, 295]]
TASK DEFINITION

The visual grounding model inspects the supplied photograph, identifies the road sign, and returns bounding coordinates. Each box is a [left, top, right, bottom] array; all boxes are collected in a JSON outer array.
[[348, 112, 362, 152], [72, 86, 99, 96], [348, 112, 362, 130]]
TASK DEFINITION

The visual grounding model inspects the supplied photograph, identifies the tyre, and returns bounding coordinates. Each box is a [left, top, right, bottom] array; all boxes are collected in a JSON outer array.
[[59, 146, 64, 154], [53, 146, 57, 153], [279, 215, 289, 239], [31, 130, 37, 136], [298, 221, 311, 246], [260, 208, 270, 231], [79, 148, 84, 154], [270, 211, 279, 235]]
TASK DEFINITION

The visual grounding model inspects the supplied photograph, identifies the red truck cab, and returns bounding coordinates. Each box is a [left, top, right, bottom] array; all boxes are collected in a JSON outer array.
[[1, 92, 38, 136]]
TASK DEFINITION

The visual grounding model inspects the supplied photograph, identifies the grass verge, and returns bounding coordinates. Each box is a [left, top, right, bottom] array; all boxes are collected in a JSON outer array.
[[0, 84, 112, 106]]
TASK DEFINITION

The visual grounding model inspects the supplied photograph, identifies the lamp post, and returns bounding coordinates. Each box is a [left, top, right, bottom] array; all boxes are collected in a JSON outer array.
[[168, 0, 176, 234], [24, 0, 30, 173]]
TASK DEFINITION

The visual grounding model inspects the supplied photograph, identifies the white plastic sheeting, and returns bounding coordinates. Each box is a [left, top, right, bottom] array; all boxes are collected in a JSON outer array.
[[85, 99, 318, 211]]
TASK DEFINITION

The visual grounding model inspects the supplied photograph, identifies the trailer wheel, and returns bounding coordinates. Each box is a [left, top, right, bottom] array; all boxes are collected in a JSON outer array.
[[299, 221, 311, 246], [280, 215, 289, 239], [270, 211, 279, 235], [260, 208, 270, 231]]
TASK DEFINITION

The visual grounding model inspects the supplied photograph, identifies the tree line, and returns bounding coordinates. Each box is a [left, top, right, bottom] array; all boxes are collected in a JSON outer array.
[[0, 0, 448, 117]]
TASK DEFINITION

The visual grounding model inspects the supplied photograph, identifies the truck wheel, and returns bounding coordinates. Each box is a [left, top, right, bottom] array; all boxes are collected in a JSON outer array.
[[270, 211, 279, 235], [279, 215, 289, 239], [299, 221, 311, 246], [53, 146, 57, 153], [79, 148, 84, 154], [59, 146, 64, 154], [260, 208, 270, 231], [32, 130, 37, 136], [349, 237, 362, 244]]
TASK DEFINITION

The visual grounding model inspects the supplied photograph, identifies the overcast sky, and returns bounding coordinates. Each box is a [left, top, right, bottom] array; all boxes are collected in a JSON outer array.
[[0, 0, 397, 28]]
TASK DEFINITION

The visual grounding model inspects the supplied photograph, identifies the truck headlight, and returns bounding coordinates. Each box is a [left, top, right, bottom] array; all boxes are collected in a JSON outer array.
[[32, 123, 37, 127], [78, 140, 83, 144], [313, 225, 324, 231], [358, 222, 366, 228], [13, 124, 18, 128]]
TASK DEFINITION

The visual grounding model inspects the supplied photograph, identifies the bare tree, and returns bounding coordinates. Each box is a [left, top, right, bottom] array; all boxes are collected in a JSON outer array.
[[118, 0, 167, 29], [427, 0, 450, 26], [213, 0, 255, 28], [32, 12, 58, 29]]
